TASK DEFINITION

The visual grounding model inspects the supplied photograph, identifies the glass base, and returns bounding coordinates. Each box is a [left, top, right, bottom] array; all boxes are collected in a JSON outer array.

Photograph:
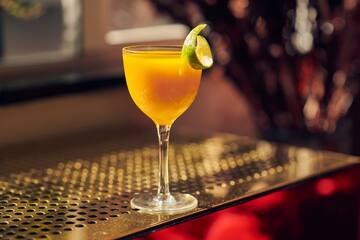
[[131, 193, 198, 214]]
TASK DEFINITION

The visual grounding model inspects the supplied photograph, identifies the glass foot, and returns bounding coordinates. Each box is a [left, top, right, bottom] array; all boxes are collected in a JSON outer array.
[[131, 193, 198, 214]]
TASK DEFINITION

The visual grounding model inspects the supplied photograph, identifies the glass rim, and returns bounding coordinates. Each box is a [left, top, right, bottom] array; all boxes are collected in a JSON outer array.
[[123, 45, 182, 55]]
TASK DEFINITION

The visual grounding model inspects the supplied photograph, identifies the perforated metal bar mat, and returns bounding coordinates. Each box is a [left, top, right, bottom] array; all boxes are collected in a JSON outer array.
[[0, 134, 359, 240]]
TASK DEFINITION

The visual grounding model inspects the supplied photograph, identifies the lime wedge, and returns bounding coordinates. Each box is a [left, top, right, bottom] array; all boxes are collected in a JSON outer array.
[[182, 24, 213, 69]]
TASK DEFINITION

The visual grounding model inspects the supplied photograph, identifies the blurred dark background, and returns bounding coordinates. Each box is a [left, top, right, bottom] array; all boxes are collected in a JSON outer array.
[[0, 0, 258, 150], [0, 0, 359, 239], [0, 0, 359, 155]]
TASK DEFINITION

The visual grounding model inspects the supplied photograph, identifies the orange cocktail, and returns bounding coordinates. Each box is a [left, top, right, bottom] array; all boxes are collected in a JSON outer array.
[[122, 24, 212, 214], [123, 46, 201, 125]]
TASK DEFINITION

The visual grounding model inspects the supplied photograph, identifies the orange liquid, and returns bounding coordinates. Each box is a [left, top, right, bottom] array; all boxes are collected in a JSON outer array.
[[123, 49, 202, 125]]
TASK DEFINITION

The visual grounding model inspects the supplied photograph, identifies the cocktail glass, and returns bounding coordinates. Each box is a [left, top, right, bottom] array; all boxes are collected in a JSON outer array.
[[123, 45, 201, 214]]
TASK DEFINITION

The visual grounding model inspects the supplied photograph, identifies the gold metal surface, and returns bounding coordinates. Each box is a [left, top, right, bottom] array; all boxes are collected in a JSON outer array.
[[0, 134, 359, 239]]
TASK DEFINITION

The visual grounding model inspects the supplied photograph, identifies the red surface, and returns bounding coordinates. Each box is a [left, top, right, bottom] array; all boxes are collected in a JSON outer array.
[[138, 167, 360, 240]]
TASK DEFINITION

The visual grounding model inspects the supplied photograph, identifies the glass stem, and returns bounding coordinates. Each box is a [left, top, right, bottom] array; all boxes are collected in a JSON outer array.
[[156, 124, 171, 199]]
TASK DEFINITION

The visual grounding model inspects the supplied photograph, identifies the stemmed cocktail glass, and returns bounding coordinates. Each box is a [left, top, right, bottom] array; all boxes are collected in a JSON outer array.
[[122, 24, 212, 214]]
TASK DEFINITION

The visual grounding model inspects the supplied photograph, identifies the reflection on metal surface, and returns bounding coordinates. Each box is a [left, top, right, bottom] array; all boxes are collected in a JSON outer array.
[[0, 135, 358, 239]]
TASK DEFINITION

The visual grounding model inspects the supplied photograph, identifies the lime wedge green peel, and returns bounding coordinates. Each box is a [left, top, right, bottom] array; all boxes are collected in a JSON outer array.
[[181, 23, 213, 69]]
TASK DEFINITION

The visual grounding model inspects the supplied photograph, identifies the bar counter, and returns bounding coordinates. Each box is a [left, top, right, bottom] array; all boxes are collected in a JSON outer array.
[[0, 130, 359, 240]]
